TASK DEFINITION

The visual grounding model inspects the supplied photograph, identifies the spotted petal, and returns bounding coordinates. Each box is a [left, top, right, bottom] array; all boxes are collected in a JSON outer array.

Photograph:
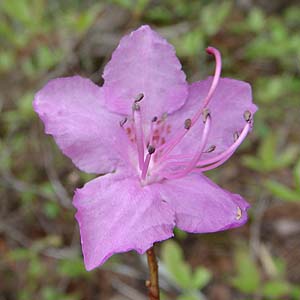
[[73, 172, 175, 270], [158, 173, 249, 233], [103, 25, 188, 123], [34, 76, 133, 174]]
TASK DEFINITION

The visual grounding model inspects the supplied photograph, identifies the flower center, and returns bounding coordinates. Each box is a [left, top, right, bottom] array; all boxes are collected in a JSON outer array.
[[119, 47, 253, 185]]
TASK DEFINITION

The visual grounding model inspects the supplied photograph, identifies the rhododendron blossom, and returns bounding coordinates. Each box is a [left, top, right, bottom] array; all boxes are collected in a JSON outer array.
[[34, 25, 257, 271]]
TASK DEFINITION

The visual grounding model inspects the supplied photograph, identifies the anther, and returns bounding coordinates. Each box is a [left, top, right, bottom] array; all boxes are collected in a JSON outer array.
[[184, 118, 192, 130], [233, 131, 239, 142], [202, 108, 210, 123], [148, 145, 156, 155], [205, 145, 216, 153], [134, 93, 144, 102], [243, 110, 252, 123], [152, 116, 158, 122], [236, 207, 242, 220], [119, 117, 127, 127]]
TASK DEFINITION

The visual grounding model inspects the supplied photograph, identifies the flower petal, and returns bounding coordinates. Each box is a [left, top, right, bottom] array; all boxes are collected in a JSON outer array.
[[73, 172, 175, 270], [102, 25, 188, 122], [158, 173, 249, 233], [167, 77, 258, 158], [34, 76, 134, 174]]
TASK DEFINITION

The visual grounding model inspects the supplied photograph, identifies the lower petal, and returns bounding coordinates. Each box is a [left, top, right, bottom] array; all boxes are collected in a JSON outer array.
[[158, 173, 249, 233], [73, 172, 175, 270]]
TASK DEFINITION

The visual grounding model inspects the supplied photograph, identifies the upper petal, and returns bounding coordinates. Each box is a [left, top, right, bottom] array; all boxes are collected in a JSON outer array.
[[34, 76, 134, 174], [102, 25, 188, 122], [158, 173, 249, 233], [73, 172, 175, 270], [167, 77, 258, 158]]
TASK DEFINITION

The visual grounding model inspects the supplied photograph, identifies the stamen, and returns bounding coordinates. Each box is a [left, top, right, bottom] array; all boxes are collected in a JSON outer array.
[[163, 121, 250, 173], [205, 145, 216, 153], [135, 93, 144, 102], [243, 110, 252, 123], [148, 116, 158, 147], [148, 145, 156, 155], [119, 117, 127, 127], [132, 94, 145, 170], [163, 115, 211, 179], [141, 145, 156, 180], [196, 151, 233, 172], [184, 118, 192, 130], [197, 122, 251, 167], [202, 108, 210, 123], [233, 131, 239, 142]]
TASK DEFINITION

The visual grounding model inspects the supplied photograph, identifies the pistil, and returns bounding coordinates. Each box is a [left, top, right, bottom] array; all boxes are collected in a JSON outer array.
[[155, 47, 222, 162]]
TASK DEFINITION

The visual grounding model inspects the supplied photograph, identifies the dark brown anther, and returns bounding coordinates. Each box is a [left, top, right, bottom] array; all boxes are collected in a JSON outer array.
[[184, 118, 192, 130], [202, 108, 210, 123], [148, 145, 156, 155], [206, 145, 216, 153], [152, 116, 158, 122], [134, 93, 144, 102], [132, 102, 140, 111], [233, 131, 239, 141], [244, 110, 252, 123], [119, 117, 127, 127]]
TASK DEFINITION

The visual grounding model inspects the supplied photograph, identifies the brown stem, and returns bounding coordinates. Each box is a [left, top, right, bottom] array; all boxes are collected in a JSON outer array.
[[146, 245, 160, 300]]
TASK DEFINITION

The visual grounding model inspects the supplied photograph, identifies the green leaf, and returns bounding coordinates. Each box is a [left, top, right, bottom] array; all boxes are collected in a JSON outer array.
[[291, 286, 300, 299], [177, 291, 202, 300], [0, 51, 15, 72], [174, 227, 188, 240], [246, 7, 265, 33], [262, 280, 290, 298], [173, 28, 204, 57], [1, 0, 32, 24], [28, 257, 45, 278], [41, 286, 80, 300], [161, 240, 193, 289], [8, 248, 34, 261], [265, 180, 300, 202], [231, 247, 260, 294], [58, 257, 89, 278], [191, 267, 212, 289], [293, 159, 300, 188], [200, 1, 232, 36], [273, 257, 287, 277], [277, 145, 299, 169], [259, 134, 276, 167], [43, 201, 61, 219], [243, 133, 299, 172], [242, 155, 264, 172]]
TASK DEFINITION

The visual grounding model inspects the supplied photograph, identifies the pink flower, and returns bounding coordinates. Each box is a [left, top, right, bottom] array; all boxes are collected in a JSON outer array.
[[34, 25, 257, 271]]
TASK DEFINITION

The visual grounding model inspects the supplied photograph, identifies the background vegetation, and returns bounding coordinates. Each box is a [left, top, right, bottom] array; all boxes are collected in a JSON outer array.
[[0, 0, 299, 299]]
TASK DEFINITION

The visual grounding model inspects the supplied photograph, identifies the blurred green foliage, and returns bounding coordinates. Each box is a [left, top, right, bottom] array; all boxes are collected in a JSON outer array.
[[1, 0, 300, 299], [161, 240, 211, 299], [231, 246, 300, 299]]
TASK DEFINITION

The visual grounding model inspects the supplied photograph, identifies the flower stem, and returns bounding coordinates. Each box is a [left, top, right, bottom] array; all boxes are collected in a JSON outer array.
[[146, 246, 160, 300]]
